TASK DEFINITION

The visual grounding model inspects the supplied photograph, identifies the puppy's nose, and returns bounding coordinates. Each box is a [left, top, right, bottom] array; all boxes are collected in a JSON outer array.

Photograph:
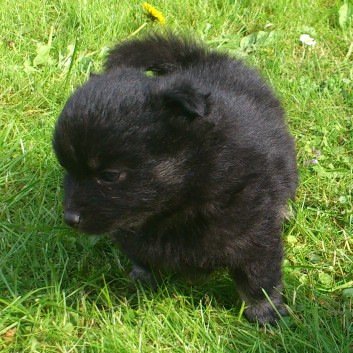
[[64, 211, 81, 227]]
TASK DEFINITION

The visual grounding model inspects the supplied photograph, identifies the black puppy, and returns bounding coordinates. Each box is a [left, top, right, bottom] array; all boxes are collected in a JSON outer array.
[[53, 34, 298, 325]]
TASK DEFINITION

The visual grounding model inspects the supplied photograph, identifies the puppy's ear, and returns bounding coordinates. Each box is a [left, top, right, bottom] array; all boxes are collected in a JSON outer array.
[[158, 82, 211, 120]]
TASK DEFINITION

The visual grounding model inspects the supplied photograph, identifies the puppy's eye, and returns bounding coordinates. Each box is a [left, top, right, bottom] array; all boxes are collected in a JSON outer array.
[[97, 170, 126, 184]]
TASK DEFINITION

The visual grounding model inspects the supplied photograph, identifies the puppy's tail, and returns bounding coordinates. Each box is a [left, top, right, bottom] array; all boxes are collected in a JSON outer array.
[[105, 34, 211, 74]]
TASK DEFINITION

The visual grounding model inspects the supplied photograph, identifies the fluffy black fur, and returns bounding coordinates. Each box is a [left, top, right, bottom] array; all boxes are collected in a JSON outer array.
[[53, 34, 298, 325]]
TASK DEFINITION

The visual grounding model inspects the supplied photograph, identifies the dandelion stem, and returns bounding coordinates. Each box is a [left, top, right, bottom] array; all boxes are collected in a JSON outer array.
[[346, 42, 353, 58], [48, 25, 54, 47], [129, 22, 148, 38]]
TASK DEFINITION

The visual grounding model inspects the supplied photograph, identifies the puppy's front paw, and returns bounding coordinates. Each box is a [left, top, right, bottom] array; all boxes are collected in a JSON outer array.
[[244, 299, 288, 325], [129, 264, 159, 290]]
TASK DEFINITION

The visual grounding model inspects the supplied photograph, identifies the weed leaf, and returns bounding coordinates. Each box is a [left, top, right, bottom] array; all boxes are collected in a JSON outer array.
[[342, 288, 353, 299], [339, 2, 353, 28], [33, 43, 55, 67]]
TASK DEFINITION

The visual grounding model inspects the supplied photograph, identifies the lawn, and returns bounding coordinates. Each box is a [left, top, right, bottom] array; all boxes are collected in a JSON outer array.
[[0, 0, 352, 352]]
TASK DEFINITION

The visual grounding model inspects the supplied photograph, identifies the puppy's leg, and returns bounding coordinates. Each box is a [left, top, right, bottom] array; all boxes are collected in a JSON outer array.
[[230, 241, 287, 325]]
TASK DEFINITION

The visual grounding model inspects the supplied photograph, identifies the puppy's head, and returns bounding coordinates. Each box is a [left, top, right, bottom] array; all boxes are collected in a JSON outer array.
[[53, 69, 213, 234]]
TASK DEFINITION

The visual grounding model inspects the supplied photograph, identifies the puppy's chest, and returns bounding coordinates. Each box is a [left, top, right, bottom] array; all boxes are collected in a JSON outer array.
[[114, 225, 221, 271]]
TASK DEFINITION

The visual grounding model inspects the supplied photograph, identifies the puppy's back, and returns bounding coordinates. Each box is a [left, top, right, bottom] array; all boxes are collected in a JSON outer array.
[[106, 34, 279, 108], [105, 34, 220, 74]]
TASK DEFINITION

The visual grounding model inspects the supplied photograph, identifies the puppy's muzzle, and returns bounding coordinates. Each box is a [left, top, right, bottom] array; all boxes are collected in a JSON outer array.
[[64, 210, 81, 227]]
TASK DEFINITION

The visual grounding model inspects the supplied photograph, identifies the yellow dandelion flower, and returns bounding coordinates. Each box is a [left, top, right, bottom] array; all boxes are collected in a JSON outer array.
[[143, 2, 166, 24]]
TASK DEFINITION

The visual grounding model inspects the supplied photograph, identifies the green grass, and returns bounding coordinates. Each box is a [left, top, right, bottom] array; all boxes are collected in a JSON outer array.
[[1, 0, 352, 351]]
